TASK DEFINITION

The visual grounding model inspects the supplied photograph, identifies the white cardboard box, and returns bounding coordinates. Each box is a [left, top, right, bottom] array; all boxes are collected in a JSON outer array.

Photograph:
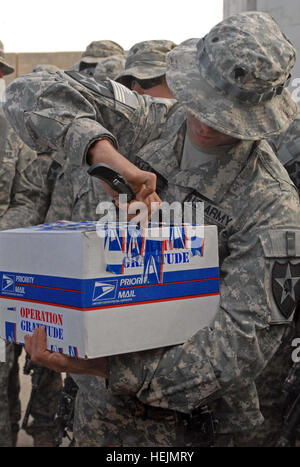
[[0, 221, 219, 358]]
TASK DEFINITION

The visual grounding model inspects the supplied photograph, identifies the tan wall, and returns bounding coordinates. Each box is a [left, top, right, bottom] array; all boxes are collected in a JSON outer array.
[[3, 51, 83, 85]]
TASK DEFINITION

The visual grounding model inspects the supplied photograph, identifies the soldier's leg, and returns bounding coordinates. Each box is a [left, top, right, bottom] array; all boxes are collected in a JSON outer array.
[[0, 342, 15, 447], [8, 343, 22, 446], [234, 325, 296, 447], [24, 368, 62, 447]]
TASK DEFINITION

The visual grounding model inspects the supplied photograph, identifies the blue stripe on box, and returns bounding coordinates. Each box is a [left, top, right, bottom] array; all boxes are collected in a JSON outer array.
[[0, 267, 219, 309]]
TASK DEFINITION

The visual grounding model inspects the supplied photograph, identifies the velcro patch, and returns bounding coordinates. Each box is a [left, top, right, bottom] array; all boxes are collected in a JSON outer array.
[[184, 191, 233, 230], [272, 260, 300, 319], [109, 80, 138, 109]]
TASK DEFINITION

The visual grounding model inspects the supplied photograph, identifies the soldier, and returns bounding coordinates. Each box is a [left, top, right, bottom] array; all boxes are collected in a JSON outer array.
[[0, 42, 36, 447], [246, 109, 300, 447], [4, 12, 300, 447], [115, 40, 176, 98], [270, 107, 300, 192], [72, 40, 125, 79], [44, 40, 176, 224], [0, 56, 63, 447]]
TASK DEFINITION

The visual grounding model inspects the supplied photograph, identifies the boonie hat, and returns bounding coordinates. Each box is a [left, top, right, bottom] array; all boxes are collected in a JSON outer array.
[[116, 40, 176, 85], [0, 41, 14, 76], [32, 64, 60, 73], [166, 12, 297, 140], [81, 40, 124, 64], [72, 40, 125, 71], [94, 55, 126, 81]]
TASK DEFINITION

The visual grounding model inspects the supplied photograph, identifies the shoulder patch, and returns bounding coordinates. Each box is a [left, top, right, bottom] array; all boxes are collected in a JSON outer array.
[[64, 70, 114, 100], [109, 79, 138, 109], [272, 260, 300, 319]]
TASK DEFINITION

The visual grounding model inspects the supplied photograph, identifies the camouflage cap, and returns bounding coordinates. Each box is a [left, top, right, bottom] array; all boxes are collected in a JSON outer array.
[[115, 40, 177, 85], [0, 41, 14, 76], [80, 40, 124, 65], [166, 12, 297, 140], [32, 64, 60, 73], [93, 54, 126, 81]]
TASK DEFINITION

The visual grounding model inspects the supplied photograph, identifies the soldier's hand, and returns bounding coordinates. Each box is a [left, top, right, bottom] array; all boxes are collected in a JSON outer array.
[[24, 327, 108, 377], [88, 138, 157, 197]]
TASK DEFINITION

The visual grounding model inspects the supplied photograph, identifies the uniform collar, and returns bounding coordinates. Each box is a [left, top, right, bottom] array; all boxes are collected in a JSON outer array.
[[169, 139, 256, 203]]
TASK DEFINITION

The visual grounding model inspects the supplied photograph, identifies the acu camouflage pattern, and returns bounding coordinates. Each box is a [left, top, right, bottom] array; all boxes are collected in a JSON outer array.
[[45, 162, 112, 223], [0, 146, 69, 443], [93, 55, 126, 82], [0, 107, 65, 445], [32, 64, 60, 73], [269, 107, 300, 191], [72, 40, 125, 72], [3, 12, 300, 445], [166, 13, 297, 140], [11, 73, 300, 446], [0, 343, 20, 446], [0, 149, 66, 230], [0, 41, 14, 75], [0, 104, 37, 220], [115, 40, 177, 86]]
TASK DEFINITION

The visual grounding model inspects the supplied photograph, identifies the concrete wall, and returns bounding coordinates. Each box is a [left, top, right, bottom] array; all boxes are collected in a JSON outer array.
[[223, 0, 300, 84], [3, 51, 82, 85], [223, 0, 257, 18]]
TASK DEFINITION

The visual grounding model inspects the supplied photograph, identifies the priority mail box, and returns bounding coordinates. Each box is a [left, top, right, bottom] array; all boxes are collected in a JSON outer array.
[[0, 221, 219, 358]]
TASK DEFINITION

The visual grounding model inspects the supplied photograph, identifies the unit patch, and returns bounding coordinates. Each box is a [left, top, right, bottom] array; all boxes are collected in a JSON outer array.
[[272, 261, 300, 318]]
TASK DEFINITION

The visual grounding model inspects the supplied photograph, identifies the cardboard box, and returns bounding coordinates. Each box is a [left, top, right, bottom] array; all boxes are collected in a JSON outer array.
[[0, 221, 219, 358]]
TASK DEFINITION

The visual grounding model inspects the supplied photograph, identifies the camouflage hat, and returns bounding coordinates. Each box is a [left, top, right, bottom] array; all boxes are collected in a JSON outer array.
[[166, 12, 297, 140], [32, 64, 60, 73], [0, 41, 14, 75], [115, 40, 177, 85], [80, 40, 124, 65], [93, 54, 126, 81]]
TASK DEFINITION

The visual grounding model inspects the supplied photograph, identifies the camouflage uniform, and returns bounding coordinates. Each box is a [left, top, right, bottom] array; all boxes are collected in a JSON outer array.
[[4, 12, 300, 447], [72, 40, 125, 79], [0, 52, 64, 446], [45, 163, 111, 223], [250, 109, 300, 447], [115, 40, 177, 88], [0, 104, 37, 447], [0, 46, 35, 446], [269, 108, 300, 191], [0, 147, 66, 447]]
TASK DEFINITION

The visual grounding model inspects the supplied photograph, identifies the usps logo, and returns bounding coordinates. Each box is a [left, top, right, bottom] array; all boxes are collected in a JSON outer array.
[[2, 274, 15, 293], [92, 280, 118, 302]]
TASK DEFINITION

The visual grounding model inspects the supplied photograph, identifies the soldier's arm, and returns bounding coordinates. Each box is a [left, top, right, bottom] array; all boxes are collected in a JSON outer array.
[[0, 110, 33, 218], [0, 150, 63, 230], [3, 71, 176, 168]]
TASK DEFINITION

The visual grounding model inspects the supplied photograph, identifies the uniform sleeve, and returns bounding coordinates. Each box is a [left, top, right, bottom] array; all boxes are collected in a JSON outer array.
[[0, 152, 58, 230], [108, 188, 300, 414], [0, 122, 36, 219], [3, 71, 176, 166], [44, 164, 75, 223]]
